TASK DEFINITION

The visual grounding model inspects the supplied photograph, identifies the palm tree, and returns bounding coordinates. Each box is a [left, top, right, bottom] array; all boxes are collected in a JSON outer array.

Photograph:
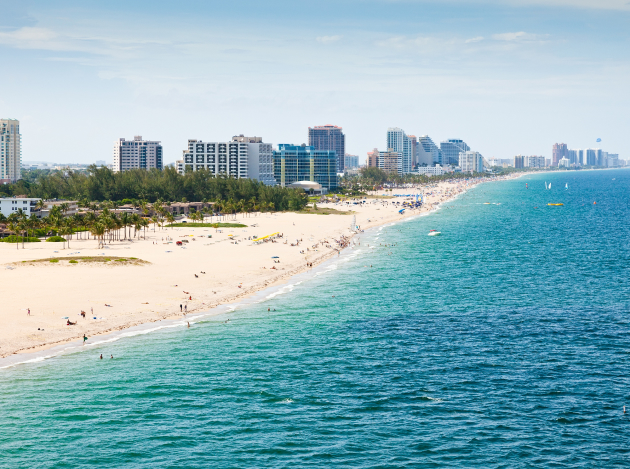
[[6, 220, 19, 250], [35, 199, 46, 217], [120, 212, 130, 240], [59, 202, 70, 217], [90, 223, 106, 248], [166, 212, 174, 228]]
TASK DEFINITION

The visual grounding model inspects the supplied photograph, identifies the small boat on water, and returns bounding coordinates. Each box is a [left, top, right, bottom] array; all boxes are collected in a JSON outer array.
[[547, 203, 564, 206], [428, 230, 441, 236]]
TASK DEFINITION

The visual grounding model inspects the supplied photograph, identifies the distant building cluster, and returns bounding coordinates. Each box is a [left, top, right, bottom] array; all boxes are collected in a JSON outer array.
[[552, 143, 622, 168], [8, 117, 629, 190], [504, 143, 625, 170], [366, 128, 483, 174]]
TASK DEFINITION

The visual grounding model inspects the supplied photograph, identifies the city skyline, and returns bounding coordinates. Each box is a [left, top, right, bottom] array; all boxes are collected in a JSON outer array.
[[1, 1, 628, 165]]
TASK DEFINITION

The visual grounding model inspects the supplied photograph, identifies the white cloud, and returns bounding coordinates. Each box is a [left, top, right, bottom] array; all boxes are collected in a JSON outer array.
[[465, 36, 484, 43], [492, 31, 548, 42], [316, 35, 342, 44]]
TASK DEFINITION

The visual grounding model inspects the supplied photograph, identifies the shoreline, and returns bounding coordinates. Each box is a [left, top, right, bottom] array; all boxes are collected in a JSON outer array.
[[0, 173, 523, 369]]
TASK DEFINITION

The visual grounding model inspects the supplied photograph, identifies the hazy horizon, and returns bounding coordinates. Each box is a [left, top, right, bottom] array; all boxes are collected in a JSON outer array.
[[1, 0, 628, 165]]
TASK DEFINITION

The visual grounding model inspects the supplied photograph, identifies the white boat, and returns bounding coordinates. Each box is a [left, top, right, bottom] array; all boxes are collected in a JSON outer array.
[[565, 183, 568, 190], [428, 230, 441, 236]]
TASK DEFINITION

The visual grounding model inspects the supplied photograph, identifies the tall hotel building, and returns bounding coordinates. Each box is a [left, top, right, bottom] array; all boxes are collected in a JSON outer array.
[[386, 128, 412, 173], [176, 136, 275, 185], [0, 118, 22, 183], [113, 136, 163, 172], [273, 144, 337, 190], [459, 151, 484, 173], [552, 143, 568, 167], [308, 125, 345, 173]]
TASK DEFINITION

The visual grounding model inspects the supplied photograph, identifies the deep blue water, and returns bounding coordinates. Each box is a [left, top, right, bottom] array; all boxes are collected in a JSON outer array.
[[2, 169, 630, 468]]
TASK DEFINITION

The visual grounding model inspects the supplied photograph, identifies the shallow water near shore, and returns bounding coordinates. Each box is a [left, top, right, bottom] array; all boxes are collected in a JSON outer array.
[[2, 169, 630, 468]]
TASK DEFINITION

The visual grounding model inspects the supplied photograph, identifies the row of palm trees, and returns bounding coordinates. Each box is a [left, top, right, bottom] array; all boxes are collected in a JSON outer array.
[[0, 205, 157, 250], [0, 197, 278, 249]]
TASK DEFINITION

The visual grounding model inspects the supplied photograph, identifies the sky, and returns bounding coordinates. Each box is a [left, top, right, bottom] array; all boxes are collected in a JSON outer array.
[[1, 0, 629, 165]]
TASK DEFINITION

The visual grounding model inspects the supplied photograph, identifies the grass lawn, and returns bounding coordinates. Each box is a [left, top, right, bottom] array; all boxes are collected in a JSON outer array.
[[298, 207, 354, 215], [16, 256, 149, 266], [167, 222, 247, 228]]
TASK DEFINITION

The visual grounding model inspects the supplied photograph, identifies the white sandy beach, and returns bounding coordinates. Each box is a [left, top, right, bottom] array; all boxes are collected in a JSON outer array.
[[0, 177, 517, 359]]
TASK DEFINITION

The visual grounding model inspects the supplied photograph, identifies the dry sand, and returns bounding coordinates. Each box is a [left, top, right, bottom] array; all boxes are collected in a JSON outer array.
[[0, 177, 514, 358]]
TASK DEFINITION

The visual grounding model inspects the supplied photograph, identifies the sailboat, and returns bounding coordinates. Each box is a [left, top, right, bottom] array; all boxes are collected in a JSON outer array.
[[548, 182, 551, 189], [565, 183, 568, 190], [545, 182, 548, 189]]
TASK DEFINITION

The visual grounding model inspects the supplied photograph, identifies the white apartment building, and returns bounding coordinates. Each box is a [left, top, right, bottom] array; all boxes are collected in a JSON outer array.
[[1, 119, 22, 183], [176, 136, 275, 185], [525, 155, 546, 168], [459, 151, 484, 173], [0, 197, 41, 217], [231, 135, 275, 185], [419, 135, 443, 166], [113, 136, 163, 172], [387, 128, 412, 174], [415, 165, 449, 176]]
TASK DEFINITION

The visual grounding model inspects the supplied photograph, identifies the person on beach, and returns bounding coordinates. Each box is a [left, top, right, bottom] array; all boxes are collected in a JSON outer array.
[[27, 308, 30, 316], [100, 354, 103, 359], [180, 304, 182, 312], [185, 305, 187, 312], [83, 334, 88, 345]]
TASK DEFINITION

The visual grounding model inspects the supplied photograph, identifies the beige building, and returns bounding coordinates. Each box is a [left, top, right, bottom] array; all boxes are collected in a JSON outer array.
[[0, 119, 22, 183], [378, 149, 403, 175], [41, 200, 79, 217]]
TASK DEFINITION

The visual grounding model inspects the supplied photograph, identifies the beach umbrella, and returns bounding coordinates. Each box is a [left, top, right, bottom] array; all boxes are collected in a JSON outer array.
[[271, 256, 279, 258]]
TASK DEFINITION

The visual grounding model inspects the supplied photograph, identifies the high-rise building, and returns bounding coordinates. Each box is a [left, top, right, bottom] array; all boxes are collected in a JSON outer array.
[[524, 155, 545, 168], [419, 135, 443, 166], [584, 149, 597, 166], [344, 154, 359, 169], [387, 128, 412, 173], [408, 135, 418, 167], [0, 119, 22, 183], [514, 155, 525, 168], [367, 149, 379, 168], [176, 139, 248, 179], [597, 149, 607, 167], [552, 143, 568, 167], [273, 144, 337, 190], [459, 151, 484, 173], [567, 149, 578, 166], [377, 148, 403, 175], [231, 135, 275, 185], [308, 125, 345, 173], [440, 139, 470, 166], [113, 136, 163, 172]]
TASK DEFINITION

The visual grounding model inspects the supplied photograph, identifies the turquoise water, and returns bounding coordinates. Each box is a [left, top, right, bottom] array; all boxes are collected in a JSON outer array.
[[2, 169, 630, 468]]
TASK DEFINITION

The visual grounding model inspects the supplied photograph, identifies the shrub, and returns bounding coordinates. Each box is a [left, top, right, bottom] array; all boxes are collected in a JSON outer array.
[[103, 258, 111, 262], [1, 235, 40, 243], [46, 236, 67, 242], [49, 259, 59, 263], [69, 260, 78, 264]]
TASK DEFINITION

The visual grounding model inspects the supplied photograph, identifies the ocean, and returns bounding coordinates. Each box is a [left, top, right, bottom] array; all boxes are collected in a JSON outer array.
[[2, 169, 630, 468]]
